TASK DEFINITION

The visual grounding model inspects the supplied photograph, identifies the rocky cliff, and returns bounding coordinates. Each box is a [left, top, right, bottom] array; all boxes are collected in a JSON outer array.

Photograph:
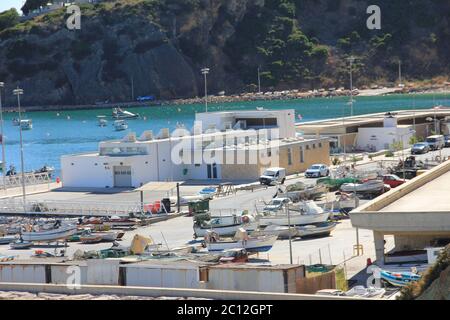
[[0, 0, 449, 106]]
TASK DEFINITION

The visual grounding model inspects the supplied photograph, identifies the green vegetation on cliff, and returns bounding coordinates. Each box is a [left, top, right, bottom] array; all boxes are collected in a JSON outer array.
[[0, 0, 448, 106]]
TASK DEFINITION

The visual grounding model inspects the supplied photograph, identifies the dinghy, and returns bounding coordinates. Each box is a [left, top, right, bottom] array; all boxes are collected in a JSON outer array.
[[380, 270, 422, 287], [21, 224, 77, 242]]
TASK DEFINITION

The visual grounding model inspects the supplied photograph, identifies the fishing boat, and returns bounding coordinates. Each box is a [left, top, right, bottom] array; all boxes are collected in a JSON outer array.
[[295, 222, 336, 238], [340, 179, 386, 194], [20, 119, 33, 130], [380, 269, 422, 287], [252, 224, 298, 239], [259, 200, 330, 227], [204, 229, 277, 252], [21, 224, 77, 242], [92, 231, 119, 242], [97, 115, 108, 127], [276, 182, 327, 201], [112, 107, 139, 119], [80, 234, 103, 244], [10, 240, 33, 249], [194, 214, 259, 238], [114, 120, 128, 131], [107, 217, 139, 229]]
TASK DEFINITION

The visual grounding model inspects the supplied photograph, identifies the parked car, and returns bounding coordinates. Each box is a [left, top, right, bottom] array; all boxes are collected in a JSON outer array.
[[137, 95, 155, 102], [425, 135, 445, 150], [444, 135, 450, 148], [305, 164, 329, 178], [382, 174, 407, 188], [411, 142, 430, 154], [259, 167, 286, 185]]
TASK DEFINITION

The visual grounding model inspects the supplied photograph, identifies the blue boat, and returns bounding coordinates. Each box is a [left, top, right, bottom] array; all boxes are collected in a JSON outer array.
[[380, 270, 422, 287]]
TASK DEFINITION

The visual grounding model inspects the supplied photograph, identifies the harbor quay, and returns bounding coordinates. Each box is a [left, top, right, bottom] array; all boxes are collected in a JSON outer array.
[[0, 107, 449, 300]]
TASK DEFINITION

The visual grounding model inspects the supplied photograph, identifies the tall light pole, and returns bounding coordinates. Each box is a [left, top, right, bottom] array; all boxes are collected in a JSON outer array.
[[0, 82, 6, 191], [398, 60, 403, 87], [285, 202, 293, 264], [347, 56, 355, 117], [201, 68, 210, 113], [13, 87, 26, 204]]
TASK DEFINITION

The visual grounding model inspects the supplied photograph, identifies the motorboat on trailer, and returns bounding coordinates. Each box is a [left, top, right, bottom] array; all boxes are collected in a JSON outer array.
[[259, 199, 330, 227], [112, 107, 139, 119], [204, 229, 277, 253]]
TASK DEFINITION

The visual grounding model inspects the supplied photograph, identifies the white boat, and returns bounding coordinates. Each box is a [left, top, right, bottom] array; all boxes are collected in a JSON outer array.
[[97, 115, 108, 127], [259, 200, 330, 227], [340, 180, 385, 193], [114, 120, 128, 131], [0, 236, 17, 245], [295, 222, 336, 238], [252, 224, 298, 239], [92, 231, 119, 242], [204, 229, 277, 252], [112, 107, 139, 119], [194, 214, 259, 238], [10, 240, 33, 249], [20, 119, 33, 130], [21, 224, 77, 242], [12, 118, 20, 126]]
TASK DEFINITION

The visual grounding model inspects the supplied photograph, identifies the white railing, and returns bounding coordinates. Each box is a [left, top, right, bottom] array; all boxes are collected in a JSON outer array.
[[0, 199, 143, 217], [0, 173, 52, 189]]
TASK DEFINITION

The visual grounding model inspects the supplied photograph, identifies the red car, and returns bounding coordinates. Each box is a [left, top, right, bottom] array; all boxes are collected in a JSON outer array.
[[382, 174, 407, 188]]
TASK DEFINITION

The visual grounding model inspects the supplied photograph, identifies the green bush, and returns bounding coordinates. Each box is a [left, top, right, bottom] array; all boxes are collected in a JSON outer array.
[[0, 8, 20, 30]]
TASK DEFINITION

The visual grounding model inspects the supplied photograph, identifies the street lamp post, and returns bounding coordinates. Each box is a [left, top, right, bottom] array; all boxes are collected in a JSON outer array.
[[257, 67, 261, 94], [285, 202, 293, 264], [13, 87, 26, 205], [347, 56, 355, 117], [0, 82, 6, 191], [201, 68, 210, 113]]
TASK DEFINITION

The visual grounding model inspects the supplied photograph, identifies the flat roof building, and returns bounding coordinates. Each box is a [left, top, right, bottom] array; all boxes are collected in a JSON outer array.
[[61, 109, 330, 188]]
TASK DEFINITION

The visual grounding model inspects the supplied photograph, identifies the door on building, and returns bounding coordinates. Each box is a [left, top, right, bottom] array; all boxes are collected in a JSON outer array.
[[207, 163, 218, 179], [113, 166, 132, 187]]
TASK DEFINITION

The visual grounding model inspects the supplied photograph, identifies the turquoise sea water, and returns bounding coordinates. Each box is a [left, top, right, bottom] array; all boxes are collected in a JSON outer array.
[[1, 93, 449, 177]]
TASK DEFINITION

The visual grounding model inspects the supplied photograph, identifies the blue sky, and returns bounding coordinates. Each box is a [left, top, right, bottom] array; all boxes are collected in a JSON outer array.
[[0, 0, 24, 13]]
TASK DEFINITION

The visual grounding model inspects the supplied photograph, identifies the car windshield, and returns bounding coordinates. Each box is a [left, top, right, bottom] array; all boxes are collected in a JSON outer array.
[[426, 138, 437, 143], [310, 165, 321, 170], [414, 143, 427, 147], [263, 171, 276, 176]]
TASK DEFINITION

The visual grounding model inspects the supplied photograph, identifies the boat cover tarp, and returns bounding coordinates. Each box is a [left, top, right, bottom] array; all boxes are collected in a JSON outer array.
[[130, 234, 154, 255]]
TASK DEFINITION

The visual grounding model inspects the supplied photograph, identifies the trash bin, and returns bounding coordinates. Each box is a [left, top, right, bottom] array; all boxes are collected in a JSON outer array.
[[161, 198, 171, 213]]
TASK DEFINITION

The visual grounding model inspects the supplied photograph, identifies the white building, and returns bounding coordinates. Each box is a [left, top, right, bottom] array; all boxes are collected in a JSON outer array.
[[61, 109, 330, 188]]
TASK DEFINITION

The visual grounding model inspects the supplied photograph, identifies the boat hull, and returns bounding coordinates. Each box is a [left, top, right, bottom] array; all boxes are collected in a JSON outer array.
[[194, 222, 259, 238], [206, 235, 277, 252], [21, 225, 77, 242], [259, 211, 330, 227], [296, 222, 336, 238]]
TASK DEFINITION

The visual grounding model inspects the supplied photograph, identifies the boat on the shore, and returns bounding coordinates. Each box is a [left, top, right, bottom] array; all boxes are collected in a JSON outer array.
[[259, 200, 330, 227], [252, 224, 298, 239], [295, 222, 336, 238], [10, 240, 33, 249], [204, 229, 277, 252], [112, 107, 139, 119], [380, 269, 422, 287], [21, 224, 77, 242], [340, 179, 386, 194], [193, 214, 259, 238], [80, 234, 103, 244], [114, 120, 128, 131], [0, 236, 17, 245]]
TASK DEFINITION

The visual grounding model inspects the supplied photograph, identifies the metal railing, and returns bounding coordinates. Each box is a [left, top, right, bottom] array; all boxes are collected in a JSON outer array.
[[0, 198, 143, 217], [0, 173, 51, 189]]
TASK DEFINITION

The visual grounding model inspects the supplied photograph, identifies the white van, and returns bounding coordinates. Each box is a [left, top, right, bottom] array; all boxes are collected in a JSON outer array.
[[426, 135, 445, 150], [259, 167, 286, 185]]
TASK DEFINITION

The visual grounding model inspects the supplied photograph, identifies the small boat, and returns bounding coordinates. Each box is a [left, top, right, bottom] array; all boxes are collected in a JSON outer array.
[[92, 231, 119, 242], [252, 225, 297, 239], [112, 107, 139, 119], [295, 222, 336, 238], [340, 179, 385, 194], [12, 118, 20, 126], [20, 119, 33, 130], [380, 269, 422, 287], [0, 236, 17, 245], [107, 217, 139, 229], [259, 200, 330, 227], [21, 224, 77, 242], [219, 248, 249, 263], [10, 240, 33, 249], [114, 120, 128, 131], [97, 115, 108, 127], [204, 229, 277, 253], [194, 214, 259, 238], [80, 234, 103, 244]]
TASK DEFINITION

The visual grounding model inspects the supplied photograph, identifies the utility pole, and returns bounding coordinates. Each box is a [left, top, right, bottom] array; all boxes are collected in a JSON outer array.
[[13, 87, 26, 207], [347, 56, 355, 117], [398, 60, 403, 87], [0, 82, 6, 192], [286, 203, 293, 264], [201, 68, 210, 113]]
